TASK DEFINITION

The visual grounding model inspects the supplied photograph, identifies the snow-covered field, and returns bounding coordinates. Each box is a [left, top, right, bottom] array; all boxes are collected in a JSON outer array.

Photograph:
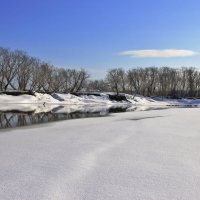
[[0, 107, 200, 200]]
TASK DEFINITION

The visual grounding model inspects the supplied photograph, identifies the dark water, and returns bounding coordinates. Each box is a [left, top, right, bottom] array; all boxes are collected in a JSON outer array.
[[0, 104, 131, 129], [0, 112, 103, 129], [0, 104, 198, 129]]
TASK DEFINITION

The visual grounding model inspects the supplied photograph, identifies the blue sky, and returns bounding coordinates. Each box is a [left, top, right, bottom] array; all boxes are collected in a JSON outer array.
[[1, 0, 200, 78]]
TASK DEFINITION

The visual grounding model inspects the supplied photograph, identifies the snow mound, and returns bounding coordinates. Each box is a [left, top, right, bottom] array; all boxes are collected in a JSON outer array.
[[0, 94, 36, 104], [127, 95, 168, 106], [35, 93, 60, 103], [53, 93, 87, 104], [79, 94, 112, 104]]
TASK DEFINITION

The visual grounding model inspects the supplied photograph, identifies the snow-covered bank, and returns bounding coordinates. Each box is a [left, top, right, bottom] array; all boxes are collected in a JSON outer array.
[[0, 93, 59, 104], [1, 92, 200, 106], [153, 96, 200, 105], [0, 93, 120, 105], [1, 108, 200, 200]]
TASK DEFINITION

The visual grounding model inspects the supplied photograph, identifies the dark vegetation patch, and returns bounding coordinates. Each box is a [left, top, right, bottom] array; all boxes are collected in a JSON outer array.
[[0, 91, 36, 96], [74, 92, 131, 102]]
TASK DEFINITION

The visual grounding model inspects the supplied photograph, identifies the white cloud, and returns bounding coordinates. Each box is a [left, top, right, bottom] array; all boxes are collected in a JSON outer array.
[[119, 49, 199, 58]]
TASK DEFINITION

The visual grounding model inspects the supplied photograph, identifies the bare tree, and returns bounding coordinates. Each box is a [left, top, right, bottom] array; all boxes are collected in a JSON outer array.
[[106, 68, 126, 95], [0, 48, 19, 91], [14, 51, 36, 91], [86, 79, 109, 92]]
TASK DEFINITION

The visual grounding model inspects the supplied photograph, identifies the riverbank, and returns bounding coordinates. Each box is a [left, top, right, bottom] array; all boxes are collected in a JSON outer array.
[[1, 92, 200, 106]]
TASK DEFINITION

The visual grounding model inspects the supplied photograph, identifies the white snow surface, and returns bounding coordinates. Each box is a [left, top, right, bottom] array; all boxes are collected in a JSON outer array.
[[0, 93, 59, 104], [0, 94, 36, 104], [0, 108, 200, 200]]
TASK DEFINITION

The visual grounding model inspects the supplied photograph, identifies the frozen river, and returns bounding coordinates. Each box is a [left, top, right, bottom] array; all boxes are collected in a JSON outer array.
[[0, 107, 200, 200], [0, 104, 174, 129]]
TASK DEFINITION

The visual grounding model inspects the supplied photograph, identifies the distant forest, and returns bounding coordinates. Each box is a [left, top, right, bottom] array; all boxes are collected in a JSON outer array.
[[1, 47, 200, 98]]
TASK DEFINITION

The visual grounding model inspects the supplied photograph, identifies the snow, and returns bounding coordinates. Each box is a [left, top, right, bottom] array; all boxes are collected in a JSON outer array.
[[52, 93, 86, 104], [0, 108, 200, 200], [79, 94, 112, 104], [153, 96, 200, 105], [1, 92, 200, 106], [35, 93, 60, 104], [0, 94, 36, 104]]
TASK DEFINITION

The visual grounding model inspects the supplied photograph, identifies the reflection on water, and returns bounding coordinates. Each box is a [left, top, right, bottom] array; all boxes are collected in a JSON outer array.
[[0, 112, 106, 129], [0, 104, 198, 129], [0, 104, 132, 129]]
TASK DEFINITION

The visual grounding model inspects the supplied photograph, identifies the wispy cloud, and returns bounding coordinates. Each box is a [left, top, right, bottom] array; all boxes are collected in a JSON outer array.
[[119, 49, 199, 58]]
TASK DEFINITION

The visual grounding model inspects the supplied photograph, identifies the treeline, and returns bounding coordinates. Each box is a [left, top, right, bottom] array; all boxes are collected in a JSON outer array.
[[0, 47, 89, 93], [95, 67, 200, 98], [1, 47, 200, 97]]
